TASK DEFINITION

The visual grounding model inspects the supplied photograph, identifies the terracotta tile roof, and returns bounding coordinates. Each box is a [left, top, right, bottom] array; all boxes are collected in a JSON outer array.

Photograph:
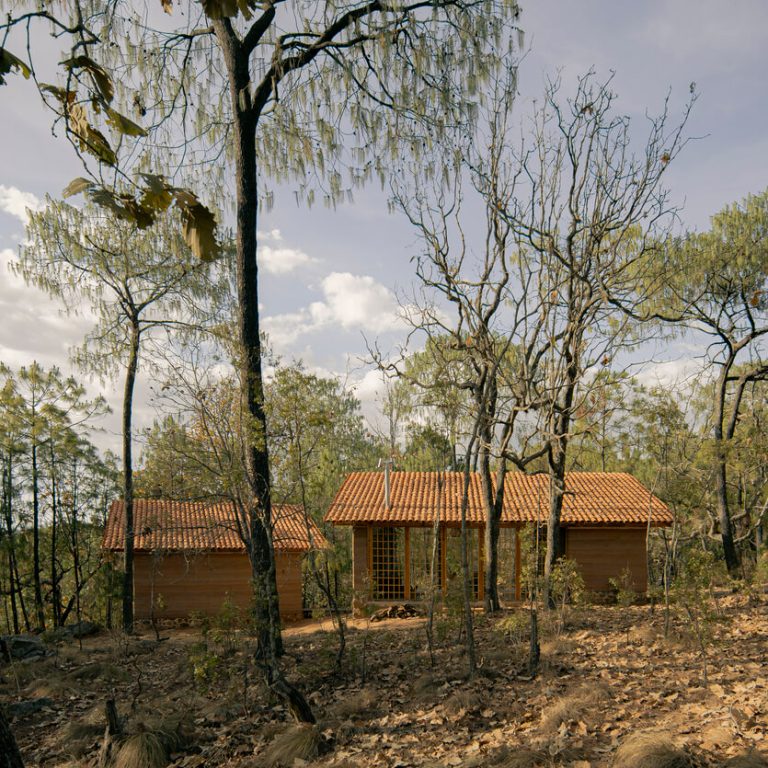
[[324, 471, 672, 527], [102, 499, 328, 553]]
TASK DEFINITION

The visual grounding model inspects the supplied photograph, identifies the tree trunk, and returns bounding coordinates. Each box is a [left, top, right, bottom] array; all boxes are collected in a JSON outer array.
[[213, 19, 313, 723], [460, 458, 477, 678], [70, 458, 83, 638], [2, 458, 19, 635], [122, 323, 140, 634], [214, 18, 283, 660], [50, 449, 60, 628], [713, 367, 741, 576], [31, 441, 45, 631], [528, 607, 540, 676], [0, 706, 25, 768], [97, 698, 122, 768], [480, 439, 501, 613], [543, 444, 567, 610], [715, 453, 740, 575]]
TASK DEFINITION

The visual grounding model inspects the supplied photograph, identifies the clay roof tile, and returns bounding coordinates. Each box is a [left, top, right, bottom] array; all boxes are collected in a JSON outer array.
[[324, 471, 672, 527], [102, 499, 328, 553]]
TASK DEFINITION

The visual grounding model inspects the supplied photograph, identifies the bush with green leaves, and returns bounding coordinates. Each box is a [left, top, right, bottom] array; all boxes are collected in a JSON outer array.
[[187, 641, 222, 692], [671, 548, 725, 684], [609, 567, 637, 607], [495, 610, 529, 645]]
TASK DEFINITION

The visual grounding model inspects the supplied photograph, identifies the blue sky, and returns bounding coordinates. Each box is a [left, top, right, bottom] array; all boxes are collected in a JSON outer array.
[[1, 0, 767, 449]]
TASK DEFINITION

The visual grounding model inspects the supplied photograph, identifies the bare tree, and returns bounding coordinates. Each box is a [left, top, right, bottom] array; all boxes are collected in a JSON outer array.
[[495, 71, 693, 605]]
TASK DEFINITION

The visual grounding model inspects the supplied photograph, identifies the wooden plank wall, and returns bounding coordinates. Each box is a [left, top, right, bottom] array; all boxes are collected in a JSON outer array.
[[134, 551, 304, 621], [564, 527, 648, 592]]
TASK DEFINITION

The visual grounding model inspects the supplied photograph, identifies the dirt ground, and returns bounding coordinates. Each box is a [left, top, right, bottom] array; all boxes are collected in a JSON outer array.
[[3, 595, 767, 767]]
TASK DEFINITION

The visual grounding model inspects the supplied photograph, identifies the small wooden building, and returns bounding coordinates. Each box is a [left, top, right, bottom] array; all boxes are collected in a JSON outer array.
[[325, 471, 672, 604], [102, 500, 326, 622]]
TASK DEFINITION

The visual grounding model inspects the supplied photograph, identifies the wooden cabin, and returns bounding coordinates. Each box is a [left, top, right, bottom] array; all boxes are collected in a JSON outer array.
[[324, 471, 673, 605], [102, 500, 327, 622]]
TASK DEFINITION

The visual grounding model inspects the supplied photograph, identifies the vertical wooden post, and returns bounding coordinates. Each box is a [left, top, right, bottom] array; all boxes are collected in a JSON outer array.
[[440, 526, 447, 598], [367, 526, 372, 598], [515, 526, 522, 602], [404, 527, 411, 600], [478, 530, 484, 602]]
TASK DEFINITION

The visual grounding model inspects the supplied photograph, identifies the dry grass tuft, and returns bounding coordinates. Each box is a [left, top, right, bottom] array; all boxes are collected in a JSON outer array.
[[61, 720, 103, 742], [723, 752, 768, 768], [25, 675, 71, 698], [478, 744, 587, 768], [540, 637, 577, 656], [496, 746, 547, 768], [629, 624, 661, 644], [144, 714, 196, 753], [259, 724, 320, 768], [411, 672, 440, 696], [329, 688, 379, 719], [540, 683, 611, 732], [67, 661, 129, 684], [113, 732, 168, 768], [444, 688, 483, 715], [60, 718, 103, 759], [612, 733, 693, 768]]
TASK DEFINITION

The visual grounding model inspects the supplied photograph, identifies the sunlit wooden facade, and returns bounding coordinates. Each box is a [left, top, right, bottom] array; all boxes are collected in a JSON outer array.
[[103, 500, 326, 622], [327, 471, 672, 605]]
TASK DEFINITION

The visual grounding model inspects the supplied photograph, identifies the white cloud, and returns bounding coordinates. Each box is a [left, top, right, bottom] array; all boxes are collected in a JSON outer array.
[[258, 245, 316, 275], [635, 358, 705, 390], [254, 229, 318, 275], [257, 228, 284, 242], [262, 310, 316, 348], [313, 272, 405, 333], [263, 271, 409, 352], [0, 185, 41, 224]]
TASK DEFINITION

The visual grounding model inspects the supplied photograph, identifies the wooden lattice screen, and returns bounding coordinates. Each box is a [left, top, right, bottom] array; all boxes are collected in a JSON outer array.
[[409, 528, 441, 601], [497, 527, 518, 604], [371, 527, 405, 600], [445, 527, 482, 600]]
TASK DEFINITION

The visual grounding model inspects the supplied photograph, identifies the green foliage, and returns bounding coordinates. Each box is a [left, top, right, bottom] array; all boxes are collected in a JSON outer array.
[[401, 425, 455, 471], [608, 567, 637, 607], [267, 361, 383, 514], [18, 200, 224, 381], [187, 640, 223, 691], [671, 548, 725, 682], [495, 610, 529, 644], [551, 558, 586, 607], [204, 595, 246, 655], [0, 362, 117, 632]]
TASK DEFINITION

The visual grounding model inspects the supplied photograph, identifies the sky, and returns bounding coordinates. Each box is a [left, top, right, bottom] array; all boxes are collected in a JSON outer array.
[[1, 0, 767, 453]]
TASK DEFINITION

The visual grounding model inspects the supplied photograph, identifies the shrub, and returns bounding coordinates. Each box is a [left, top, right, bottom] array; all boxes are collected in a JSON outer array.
[[187, 641, 222, 691], [609, 567, 637, 607]]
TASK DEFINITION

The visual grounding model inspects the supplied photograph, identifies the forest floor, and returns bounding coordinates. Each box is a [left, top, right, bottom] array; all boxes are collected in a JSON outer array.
[[4, 594, 768, 768]]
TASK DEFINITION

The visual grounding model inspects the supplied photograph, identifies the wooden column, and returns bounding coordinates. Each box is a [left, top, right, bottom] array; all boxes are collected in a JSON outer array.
[[404, 527, 411, 600], [515, 526, 522, 602], [440, 526, 447, 596], [366, 526, 372, 597], [478, 531, 485, 602]]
